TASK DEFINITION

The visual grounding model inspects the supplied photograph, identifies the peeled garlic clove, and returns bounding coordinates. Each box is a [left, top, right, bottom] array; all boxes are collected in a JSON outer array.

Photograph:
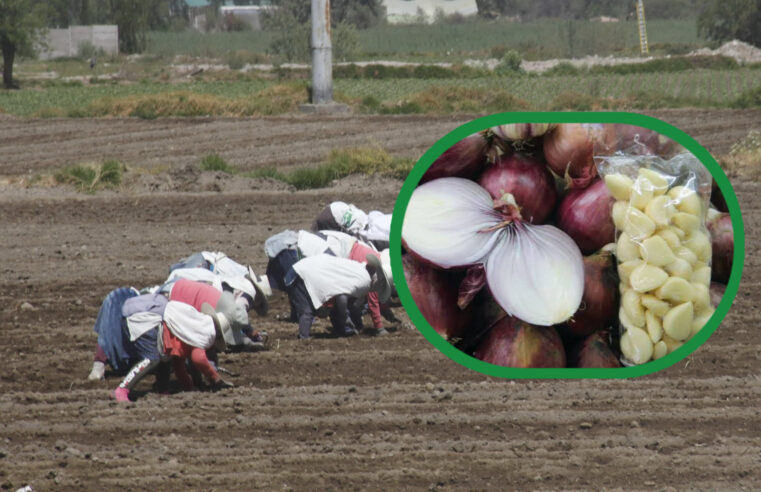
[[616, 232, 641, 262], [690, 263, 711, 286], [669, 186, 702, 216], [655, 277, 694, 303], [623, 207, 656, 239], [662, 334, 684, 353], [645, 195, 676, 227], [652, 340, 668, 359], [639, 236, 676, 266], [612, 201, 628, 230], [683, 232, 711, 263], [663, 301, 694, 341], [631, 176, 655, 210], [620, 327, 654, 365], [691, 282, 710, 311], [630, 264, 669, 292], [656, 228, 681, 251], [645, 309, 663, 344], [605, 174, 634, 201], [672, 213, 700, 234], [641, 294, 670, 317], [672, 226, 686, 240], [622, 288, 646, 327], [675, 246, 697, 265], [638, 168, 669, 194], [664, 258, 693, 279], [691, 310, 713, 337], [618, 259, 643, 284], [619, 306, 641, 332]]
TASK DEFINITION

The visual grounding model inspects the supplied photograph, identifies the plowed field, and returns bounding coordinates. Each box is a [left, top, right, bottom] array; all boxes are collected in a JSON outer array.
[[0, 109, 759, 491]]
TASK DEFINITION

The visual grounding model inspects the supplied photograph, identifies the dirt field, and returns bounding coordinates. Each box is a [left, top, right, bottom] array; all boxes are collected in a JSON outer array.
[[0, 110, 760, 491]]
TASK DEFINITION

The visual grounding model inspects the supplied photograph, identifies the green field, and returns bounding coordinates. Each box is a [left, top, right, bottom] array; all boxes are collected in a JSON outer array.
[[2, 66, 759, 118], [146, 18, 706, 62]]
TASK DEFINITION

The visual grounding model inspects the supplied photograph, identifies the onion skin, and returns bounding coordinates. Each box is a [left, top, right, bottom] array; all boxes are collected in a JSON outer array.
[[710, 282, 726, 307], [402, 254, 473, 340], [477, 153, 558, 224], [420, 133, 489, 183], [556, 178, 615, 254], [567, 249, 619, 337], [474, 316, 566, 368], [568, 331, 621, 368], [458, 264, 486, 309], [707, 212, 733, 284], [543, 123, 615, 189]]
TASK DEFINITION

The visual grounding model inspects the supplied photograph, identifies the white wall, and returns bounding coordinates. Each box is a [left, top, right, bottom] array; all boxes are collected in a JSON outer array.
[[39, 25, 119, 60], [383, 0, 478, 24]]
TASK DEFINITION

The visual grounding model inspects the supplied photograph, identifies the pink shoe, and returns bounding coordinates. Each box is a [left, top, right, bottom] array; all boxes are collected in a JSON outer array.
[[113, 387, 131, 402]]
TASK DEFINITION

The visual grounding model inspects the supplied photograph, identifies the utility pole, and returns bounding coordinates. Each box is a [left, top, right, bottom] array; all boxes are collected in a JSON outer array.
[[300, 0, 348, 112]]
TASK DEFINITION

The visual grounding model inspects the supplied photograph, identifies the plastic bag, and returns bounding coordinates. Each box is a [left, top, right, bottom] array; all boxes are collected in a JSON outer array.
[[596, 148, 714, 366]]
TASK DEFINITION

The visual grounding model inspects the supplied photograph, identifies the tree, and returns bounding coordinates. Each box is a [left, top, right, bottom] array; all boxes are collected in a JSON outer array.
[[698, 0, 761, 47], [0, 0, 49, 89]]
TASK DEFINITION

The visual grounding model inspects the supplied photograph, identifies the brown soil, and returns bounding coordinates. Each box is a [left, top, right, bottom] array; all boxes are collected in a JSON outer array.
[[0, 110, 760, 491]]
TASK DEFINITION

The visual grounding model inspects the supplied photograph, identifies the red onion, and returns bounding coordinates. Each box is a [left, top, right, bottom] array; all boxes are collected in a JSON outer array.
[[420, 132, 489, 183], [556, 178, 615, 254], [543, 123, 615, 189], [474, 316, 566, 368], [711, 180, 729, 213], [402, 177, 584, 326], [492, 123, 555, 142], [402, 254, 473, 340], [710, 282, 726, 307], [613, 124, 661, 155], [568, 331, 621, 368], [707, 211, 733, 284], [477, 152, 558, 224], [567, 249, 619, 337]]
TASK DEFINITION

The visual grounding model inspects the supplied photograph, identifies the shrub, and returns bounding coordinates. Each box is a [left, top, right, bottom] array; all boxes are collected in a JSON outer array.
[[199, 154, 233, 173], [54, 160, 124, 193], [494, 49, 523, 74]]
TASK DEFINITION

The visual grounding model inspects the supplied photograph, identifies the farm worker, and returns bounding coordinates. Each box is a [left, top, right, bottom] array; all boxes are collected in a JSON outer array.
[[166, 274, 271, 352], [88, 286, 141, 381], [169, 250, 252, 278], [359, 211, 392, 251], [313, 230, 399, 335], [112, 292, 171, 402], [311, 201, 369, 236], [288, 253, 392, 339], [161, 299, 232, 393]]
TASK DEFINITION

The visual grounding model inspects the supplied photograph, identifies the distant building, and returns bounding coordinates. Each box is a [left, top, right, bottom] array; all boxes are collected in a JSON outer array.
[[382, 0, 478, 24], [185, 0, 274, 31]]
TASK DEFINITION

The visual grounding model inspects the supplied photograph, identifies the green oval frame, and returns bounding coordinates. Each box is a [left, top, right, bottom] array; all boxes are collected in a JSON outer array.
[[390, 112, 745, 378]]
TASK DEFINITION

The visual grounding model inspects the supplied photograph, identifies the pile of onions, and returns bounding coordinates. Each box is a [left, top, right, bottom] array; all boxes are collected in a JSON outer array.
[[402, 177, 584, 327], [401, 122, 723, 369]]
